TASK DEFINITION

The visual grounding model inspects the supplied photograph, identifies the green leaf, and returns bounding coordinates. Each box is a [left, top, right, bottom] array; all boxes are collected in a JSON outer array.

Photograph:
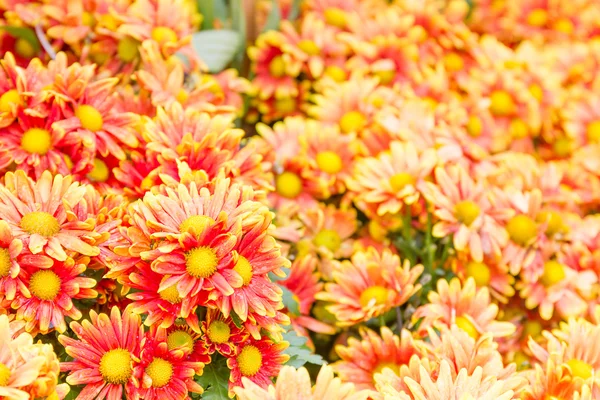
[[281, 285, 300, 316], [0, 26, 40, 53], [229, 0, 246, 71], [288, 0, 302, 20], [213, 0, 229, 22], [196, 357, 231, 400], [268, 266, 290, 282], [230, 309, 243, 329], [281, 328, 324, 368], [191, 29, 241, 73], [465, 0, 475, 21], [197, 0, 214, 30], [262, 0, 282, 32]]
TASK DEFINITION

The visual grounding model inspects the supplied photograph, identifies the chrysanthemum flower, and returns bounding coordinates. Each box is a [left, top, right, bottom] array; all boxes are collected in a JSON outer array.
[[316, 248, 423, 326], [59, 307, 143, 400], [0, 170, 102, 261], [227, 335, 289, 394], [562, 92, 600, 148], [454, 254, 515, 303], [154, 324, 210, 365], [234, 364, 372, 400], [413, 277, 516, 339], [0, 220, 26, 300], [201, 309, 249, 356], [334, 327, 423, 390]]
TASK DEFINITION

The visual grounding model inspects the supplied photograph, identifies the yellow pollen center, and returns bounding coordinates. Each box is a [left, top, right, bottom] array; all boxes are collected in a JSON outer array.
[[186, 247, 218, 279], [324, 66, 347, 82], [146, 358, 174, 388], [586, 121, 600, 143], [0, 248, 11, 278], [339, 111, 367, 134], [179, 215, 215, 235], [374, 69, 396, 85], [298, 39, 320, 55], [526, 9, 548, 27], [506, 215, 538, 246], [0, 363, 10, 386], [314, 229, 342, 253], [117, 37, 140, 62], [324, 7, 347, 29], [82, 11, 95, 27], [15, 38, 36, 58], [553, 137, 572, 157], [20, 211, 60, 237], [373, 362, 401, 379], [316, 151, 343, 174], [87, 158, 110, 182], [159, 285, 181, 304], [275, 97, 296, 113], [443, 52, 464, 72], [536, 210, 564, 236], [237, 345, 263, 377], [465, 261, 491, 286], [151, 26, 178, 44], [553, 18, 574, 35], [207, 320, 231, 344], [359, 286, 389, 308], [513, 351, 530, 370], [176, 88, 189, 104], [523, 320, 543, 339], [509, 119, 529, 139], [529, 83, 544, 102], [167, 330, 194, 353], [29, 270, 61, 301], [389, 172, 416, 193], [455, 316, 479, 339], [368, 220, 388, 242], [454, 200, 481, 226], [233, 255, 253, 286], [466, 115, 483, 137], [269, 56, 286, 78], [541, 260, 566, 287], [76, 105, 103, 132], [0, 89, 20, 113], [21, 128, 52, 155], [566, 359, 593, 380], [489, 90, 516, 117], [276, 171, 303, 199], [99, 349, 132, 384]]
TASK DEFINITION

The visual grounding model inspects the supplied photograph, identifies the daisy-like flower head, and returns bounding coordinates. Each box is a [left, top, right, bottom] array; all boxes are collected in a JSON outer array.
[[154, 324, 210, 365], [0, 220, 24, 300], [453, 254, 515, 304], [227, 335, 289, 395], [316, 247, 423, 326], [334, 327, 423, 390], [59, 307, 143, 400], [234, 364, 372, 400], [0, 170, 102, 262], [413, 277, 516, 339], [562, 91, 600, 148], [201, 309, 249, 357], [346, 140, 438, 218]]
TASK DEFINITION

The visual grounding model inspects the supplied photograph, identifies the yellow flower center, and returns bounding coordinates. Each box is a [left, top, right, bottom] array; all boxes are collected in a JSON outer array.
[[586, 121, 600, 143], [233, 255, 253, 286], [159, 285, 181, 304], [87, 158, 110, 182], [536, 210, 564, 236], [207, 320, 231, 344], [167, 330, 194, 353], [99, 14, 119, 30], [237, 345, 263, 377], [117, 37, 140, 62], [179, 215, 215, 235], [146, 358, 174, 388], [423, 97, 438, 110], [151, 26, 178, 44], [186, 247, 218, 279], [466, 115, 483, 137], [0, 89, 20, 113], [298, 39, 320, 55], [99, 349, 132, 384], [268, 56, 286, 78], [506, 215, 538, 246], [176, 88, 189, 104], [526, 9, 548, 27], [316, 151, 343, 174], [339, 111, 366, 134], [509, 119, 529, 139], [454, 200, 481, 227], [0, 248, 11, 278], [455, 316, 479, 339], [553, 137, 572, 157], [15, 38, 36, 58], [443, 52, 464, 72], [465, 261, 491, 286], [368, 220, 388, 242], [513, 351, 530, 370], [489, 90, 516, 117], [522, 320, 543, 339], [275, 97, 296, 113], [20, 211, 60, 237], [324, 7, 347, 29], [276, 171, 302, 199], [29, 270, 61, 301], [359, 286, 389, 308], [21, 128, 52, 155], [76, 105, 104, 132], [529, 83, 544, 102], [540, 260, 566, 287], [389, 172, 416, 193], [553, 18, 574, 35], [373, 362, 401, 381], [324, 66, 347, 82], [567, 359, 593, 380], [374, 69, 396, 85], [82, 11, 95, 27], [0, 363, 10, 386], [314, 229, 342, 253]]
